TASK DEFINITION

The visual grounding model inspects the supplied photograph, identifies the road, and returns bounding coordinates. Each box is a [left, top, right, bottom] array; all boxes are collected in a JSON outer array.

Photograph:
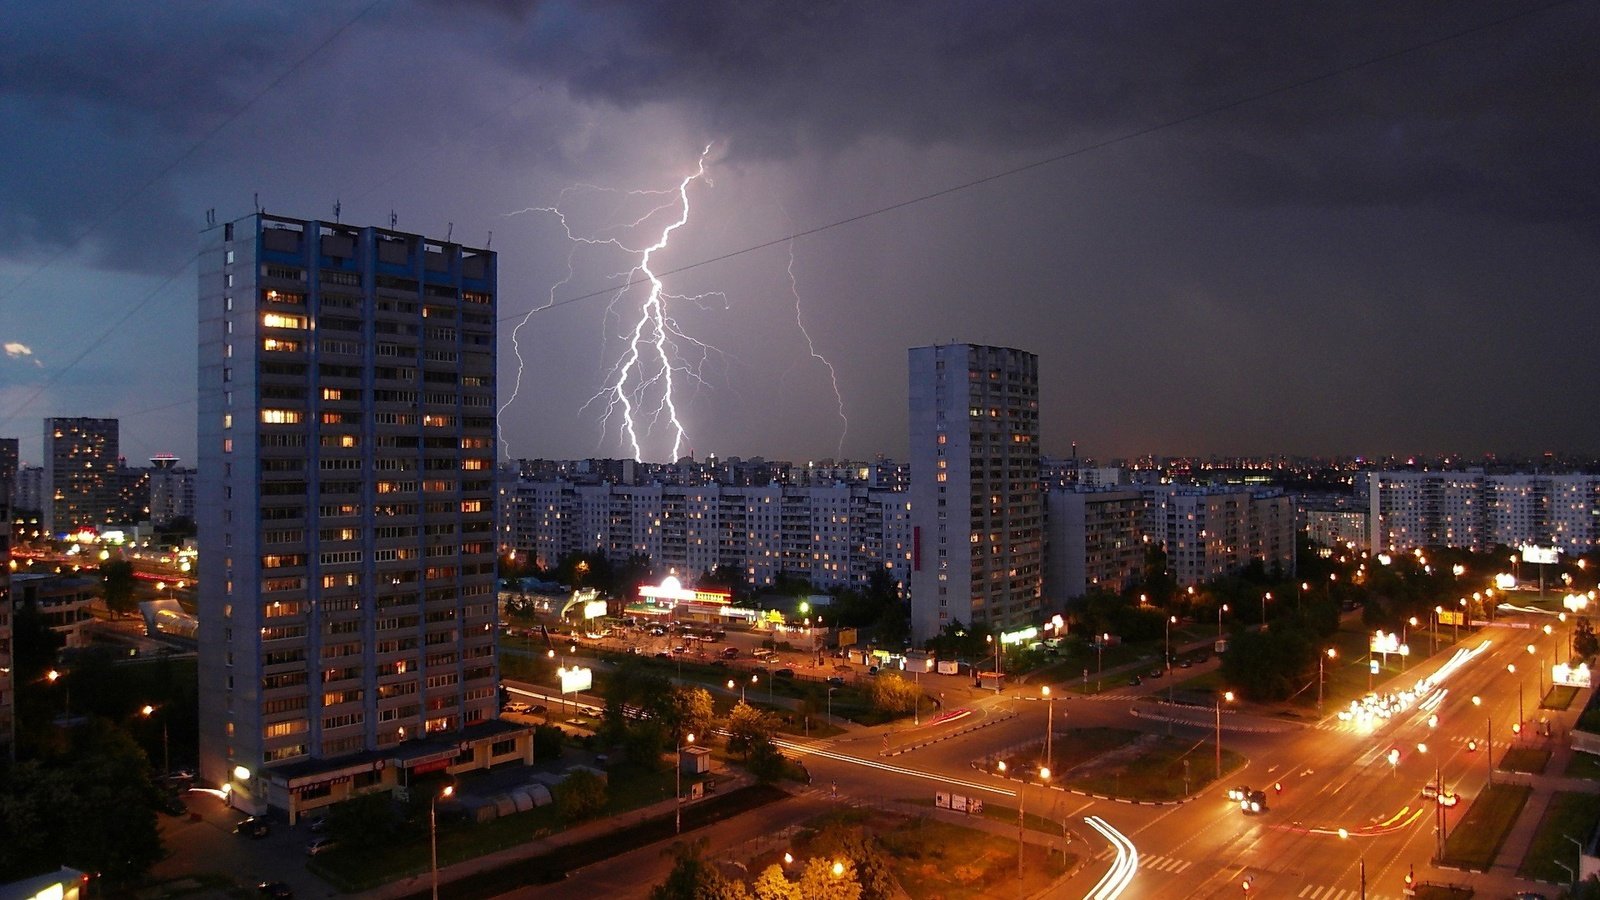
[[750, 610, 1586, 899]]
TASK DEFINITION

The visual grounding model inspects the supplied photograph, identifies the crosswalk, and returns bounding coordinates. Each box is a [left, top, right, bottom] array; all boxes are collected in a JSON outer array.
[[1141, 854, 1191, 874], [1298, 884, 1400, 900]]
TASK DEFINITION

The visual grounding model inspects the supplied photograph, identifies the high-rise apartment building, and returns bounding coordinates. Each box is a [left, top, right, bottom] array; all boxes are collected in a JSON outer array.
[[198, 213, 527, 820], [1045, 487, 1146, 602], [42, 417, 120, 536], [0, 437, 18, 500], [1367, 470, 1600, 555], [0, 488, 10, 757], [907, 343, 1041, 643], [1139, 485, 1295, 587]]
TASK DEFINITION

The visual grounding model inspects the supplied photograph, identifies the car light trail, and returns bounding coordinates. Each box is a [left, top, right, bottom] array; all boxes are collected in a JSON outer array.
[[771, 737, 1016, 797], [1084, 815, 1138, 899]]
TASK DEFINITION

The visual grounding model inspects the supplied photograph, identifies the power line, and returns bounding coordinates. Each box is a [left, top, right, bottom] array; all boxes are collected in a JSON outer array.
[[0, 255, 197, 431], [0, 0, 384, 309], [499, 0, 1577, 325]]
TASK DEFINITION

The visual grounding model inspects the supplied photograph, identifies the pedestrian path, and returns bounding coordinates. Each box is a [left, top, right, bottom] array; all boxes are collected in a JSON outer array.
[[1297, 884, 1401, 900]]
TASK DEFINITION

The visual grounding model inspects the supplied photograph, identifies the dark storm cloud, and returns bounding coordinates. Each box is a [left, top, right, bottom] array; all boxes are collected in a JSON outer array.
[[448, 0, 1597, 224]]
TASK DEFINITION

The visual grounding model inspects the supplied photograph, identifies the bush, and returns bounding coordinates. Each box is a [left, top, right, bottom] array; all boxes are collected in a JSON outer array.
[[555, 769, 608, 823]]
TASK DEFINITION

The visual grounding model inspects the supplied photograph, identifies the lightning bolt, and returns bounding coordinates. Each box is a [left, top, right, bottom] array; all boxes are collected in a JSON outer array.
[[500, 146, 724, 462], [784, 237, 848, 458]]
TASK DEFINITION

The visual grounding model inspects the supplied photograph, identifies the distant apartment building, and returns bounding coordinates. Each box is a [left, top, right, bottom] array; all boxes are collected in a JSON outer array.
[[11, 465, 43, 514], [43, 417, 120, 536], [197, 213, 526, 821], [8, 573, 96, 649], [1141, 485, 1295, 586], [1044, 487, 1145, 602], [146, 455, 197, 526], [1301, 504, 1368, 551], [499, 478, 912, 596], [0, 437, 17, 499], [1368, 470, 1600, 555], [908, 343, 1042, 643]]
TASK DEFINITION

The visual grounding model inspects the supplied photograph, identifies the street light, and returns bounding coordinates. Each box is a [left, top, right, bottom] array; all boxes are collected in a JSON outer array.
[[1318, 648, 1337, 716], [1218, 603, 1229, 639], [1418, 741, 1447, 860], [1164, 616, 1176, 674], [431, 784, 454, 900], [1337, 828, 1366, 900], [827, 686, 839, 724], [1508, 664, 1524, 733], [141, 703, 170, 776], [1473, 695, 1493, 785], [1261, 592, 1271, 626], [1215, 691, 1234, 779], [1041, 686, 1054, 769], [675, 732, 698, 834]]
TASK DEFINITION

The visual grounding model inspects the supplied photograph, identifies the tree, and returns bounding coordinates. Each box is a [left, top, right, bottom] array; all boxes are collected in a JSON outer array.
[[726, 701, 775, 760], [1574, 617, 1598, 660], [868, 672, 920, 714], [750, 864, 802, 900], [555, 768, 608, 823], [0, 720, 164, 885], [100, 558, 138, 616], [807, 824, 897, 900], [533, 723, 565, 761], [652, 839, 750, 900], [671, 686, 715, 744], [747, 738, 788, 784], [796, 857, 862, 900], [624, 720, 670, 772], [326, 790, 399, 850]]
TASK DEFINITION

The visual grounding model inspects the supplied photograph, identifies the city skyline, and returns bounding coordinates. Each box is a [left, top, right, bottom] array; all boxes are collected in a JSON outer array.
[[2, 2, 1597, 464]]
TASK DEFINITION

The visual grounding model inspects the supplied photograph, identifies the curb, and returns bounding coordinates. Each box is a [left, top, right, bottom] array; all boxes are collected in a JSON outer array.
[[884, 710, 1018, 757]]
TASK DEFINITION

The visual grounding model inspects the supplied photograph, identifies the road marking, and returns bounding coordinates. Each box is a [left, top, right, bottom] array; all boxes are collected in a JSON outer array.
[[771, 738, 1016, 797], [1142, 855, 1190, 873]]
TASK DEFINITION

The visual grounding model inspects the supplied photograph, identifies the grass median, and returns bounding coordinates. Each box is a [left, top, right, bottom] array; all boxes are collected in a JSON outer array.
[[1439, 781, 1530, 871], [1497, 746, 1551, 775], [1518, 791, 1600, 884]]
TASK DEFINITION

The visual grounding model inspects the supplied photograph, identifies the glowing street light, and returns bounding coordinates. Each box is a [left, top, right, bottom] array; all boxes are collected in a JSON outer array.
[[431, 784, 454, 900], [676, 732, 696, 834], [1318, 648, 1337, 716], [1216, 691, 1234, 779]]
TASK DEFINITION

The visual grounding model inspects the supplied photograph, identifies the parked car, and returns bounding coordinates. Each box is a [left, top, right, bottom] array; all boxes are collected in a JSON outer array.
[[826, 676, 846, 686], [1127, 675, 1142, 686], [306, 814, 328, 833], [775, 668, 795, 679], [504, 701, 533, 714], [235, 816, 270, 838], [258, 882, 294, 899], [158, 792, 188, 816], [305, 836, 339, 856], [721, 646, 740, 659]]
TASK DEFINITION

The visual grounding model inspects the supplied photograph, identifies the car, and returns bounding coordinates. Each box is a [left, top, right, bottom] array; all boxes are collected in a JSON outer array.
[[257, 882, 294, 899], [528, 704, 547, 715], [1148, 668, 1164, 679], [306, 814, 328, 833], [775, 668, 795, 679], [655, 652, 672, 659], [504, 701, 533, 714], [1128, 675, 1142, 686], [235, 816, 270, 838], [827, 676, 846, 686], [158, 792, 188, 816], [1179, 658, 1193, 668], [306, 836, 339, 856], [721, 647, 740, 659], [672, 645, 687, 654], [710, 659, 728, 668]]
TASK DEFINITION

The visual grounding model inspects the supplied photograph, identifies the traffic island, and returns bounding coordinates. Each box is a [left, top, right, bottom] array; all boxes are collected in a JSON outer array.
[[1438, 782, 1531, 872], [1496, 746, 1551, 775], [986, 726, 1246, 803]]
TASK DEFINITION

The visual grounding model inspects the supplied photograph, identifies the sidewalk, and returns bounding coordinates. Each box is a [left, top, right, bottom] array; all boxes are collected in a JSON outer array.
[[352, 771, 758, 900]]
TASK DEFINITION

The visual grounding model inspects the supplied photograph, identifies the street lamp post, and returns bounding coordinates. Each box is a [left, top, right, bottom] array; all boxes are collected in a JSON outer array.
[[1508, 664, 1524, 733], [431, 784, 454, 900], [1529, 644, 1542, 701], [1473, 696, 1492, 785], [1217, 603, 1228, 639], [1318, 648, 1337, 717], [1097, 634, 1107, 691], [675, 732, 696, 834], [1419, 742, 1445, 860], [1337, 828, 1366, 900], [1164, 616, 1176, 673], [1261, 592, 1271, 626], [827, 686, 838, 724], [1042, 686, 1054, 769], [1215, 691, 1234, 779], [141, 704, 170, 775]]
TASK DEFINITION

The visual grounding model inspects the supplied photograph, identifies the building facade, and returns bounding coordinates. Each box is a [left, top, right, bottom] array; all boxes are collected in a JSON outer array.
[[499, 478, 912, 597], [1044, 488, 1146, 602], [198, 213, 526, 820], [908, 343, 1041, 643], [1368, 470, 1600, 555], [43, 417, 120, 536], [1141, 485, 1295, 587]]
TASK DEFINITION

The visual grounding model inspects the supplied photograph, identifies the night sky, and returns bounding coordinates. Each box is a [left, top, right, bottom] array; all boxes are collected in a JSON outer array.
[[2, 1, 1596, 467]]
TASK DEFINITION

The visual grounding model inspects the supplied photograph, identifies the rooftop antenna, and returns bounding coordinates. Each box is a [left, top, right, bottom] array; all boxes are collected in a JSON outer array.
[[446, 222, 453, 242], [334, 199, 341, 224], [390, 210, 398, 229], [205, 208, 216, 227], [254, 192, 261, 214], [486, 230, 493, 250]]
